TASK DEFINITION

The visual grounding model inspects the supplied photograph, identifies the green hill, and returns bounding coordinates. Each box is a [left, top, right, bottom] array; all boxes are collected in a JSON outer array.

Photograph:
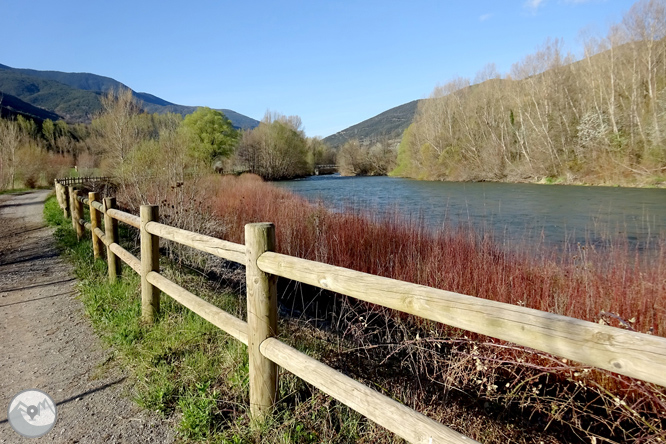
[[0, 90, 61, 122], [0, 68, 103, 122], [323, 100, 421, 148], [0, 64, 259, 129], [0, 64, 123, 93]]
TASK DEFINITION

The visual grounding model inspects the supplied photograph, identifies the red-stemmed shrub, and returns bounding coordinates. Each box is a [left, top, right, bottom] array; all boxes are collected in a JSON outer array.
[[207, 174, 665, 336]]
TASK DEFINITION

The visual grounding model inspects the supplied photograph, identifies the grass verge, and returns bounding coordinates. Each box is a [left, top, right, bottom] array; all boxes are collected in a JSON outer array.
[[0, 187, 37, 195], [139, 174, 666, 443], [45, 185, 666, 443], [43, 196, 391, 443], [45, 196, 246, 440]]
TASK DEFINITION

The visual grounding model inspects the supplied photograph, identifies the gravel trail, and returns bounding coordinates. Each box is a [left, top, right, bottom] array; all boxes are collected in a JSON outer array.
[[0, 190, 176, 443]]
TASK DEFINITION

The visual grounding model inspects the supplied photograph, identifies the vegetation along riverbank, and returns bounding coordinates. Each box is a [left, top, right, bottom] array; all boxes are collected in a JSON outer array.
[[3, 3, 666, 189], [388, 2, 666, 187], [1, 1, 664, 441], [49, 169, 663, 443], [322, 1, 666, 188]]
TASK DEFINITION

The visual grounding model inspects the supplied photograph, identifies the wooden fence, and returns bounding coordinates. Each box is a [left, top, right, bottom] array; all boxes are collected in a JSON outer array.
[[53, 178, 666, 444], [56, 176, 110, 187], [54, 177, 109, 220]]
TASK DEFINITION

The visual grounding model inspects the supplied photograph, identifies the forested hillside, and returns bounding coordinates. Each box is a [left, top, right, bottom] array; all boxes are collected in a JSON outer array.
[[323, 100, 420, 149], [0, 64, 259, 129], [0, 91, 61, 122], [392, 1, 666, 186], [0, 68, 103, 122]]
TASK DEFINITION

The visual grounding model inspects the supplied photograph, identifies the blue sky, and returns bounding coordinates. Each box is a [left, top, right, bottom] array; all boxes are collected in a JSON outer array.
[[2, 0, 637, 137]]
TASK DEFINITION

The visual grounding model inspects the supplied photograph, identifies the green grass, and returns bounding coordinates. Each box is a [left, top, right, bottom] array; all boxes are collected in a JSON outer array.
[[44, 197, 248, 440], [43, 196, 380, 443]]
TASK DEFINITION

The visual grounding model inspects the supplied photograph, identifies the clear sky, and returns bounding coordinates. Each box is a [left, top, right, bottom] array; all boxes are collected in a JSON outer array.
[[1, 0, 638, 137]]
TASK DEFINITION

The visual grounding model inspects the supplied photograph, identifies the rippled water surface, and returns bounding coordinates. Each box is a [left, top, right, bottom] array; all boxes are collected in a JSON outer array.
[[275, 175, 666, 250]]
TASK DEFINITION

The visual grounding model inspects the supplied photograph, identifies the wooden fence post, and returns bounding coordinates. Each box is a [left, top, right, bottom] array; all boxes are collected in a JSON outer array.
[[103, 197, 120, 283], [62, 184, 69, 218], [68, 186, 76, 227], [245, 222, 278, 422], [89, 192, 102, 259], [73, 190, 84, 241], [55, 181, 68, 218], [140, 205, 160, 323]]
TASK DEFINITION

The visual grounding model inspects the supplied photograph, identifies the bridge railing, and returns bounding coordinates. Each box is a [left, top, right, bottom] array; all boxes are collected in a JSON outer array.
[[313, 164, 338, 175], [54, 179, 666, 444]]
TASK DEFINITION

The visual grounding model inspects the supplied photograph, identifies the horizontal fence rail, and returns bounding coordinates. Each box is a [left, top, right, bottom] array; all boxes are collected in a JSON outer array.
[[147, 271, 249, 345], [55, 176, 110, 186], [260, 337, 472, 444], [145, 221, 245, 264], [106, 208, 140, 229], [54, 178, 666, 444], [256, 252, 666, 387]]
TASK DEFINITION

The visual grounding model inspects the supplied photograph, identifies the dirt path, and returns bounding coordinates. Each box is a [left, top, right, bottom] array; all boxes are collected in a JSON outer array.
[[0, 190, 175, 443]]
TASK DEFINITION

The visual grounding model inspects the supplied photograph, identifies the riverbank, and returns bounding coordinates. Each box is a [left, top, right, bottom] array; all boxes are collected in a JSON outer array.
[[533, 173, 665, 188], [385, 171, 666, 189], [44, 193, 575, 443], [275, 174, 666, 254], [109, 173, 665, 443], [214, 175, 665, 332]]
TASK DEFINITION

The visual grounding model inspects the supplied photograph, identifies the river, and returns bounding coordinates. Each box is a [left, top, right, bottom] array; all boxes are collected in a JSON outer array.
[[274, 175, 666, 251]]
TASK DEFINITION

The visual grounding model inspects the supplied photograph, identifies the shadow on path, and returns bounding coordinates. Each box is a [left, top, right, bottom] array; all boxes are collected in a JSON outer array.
[[0, 291, 75, 308], [1, 278, 76, 294]]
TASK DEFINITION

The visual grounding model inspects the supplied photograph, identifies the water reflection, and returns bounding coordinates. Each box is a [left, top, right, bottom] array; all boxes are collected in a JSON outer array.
[[275, 175, 666, 251]]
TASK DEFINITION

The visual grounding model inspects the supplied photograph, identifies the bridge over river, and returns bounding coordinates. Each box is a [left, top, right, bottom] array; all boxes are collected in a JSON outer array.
[[313, 164, 338, 175]]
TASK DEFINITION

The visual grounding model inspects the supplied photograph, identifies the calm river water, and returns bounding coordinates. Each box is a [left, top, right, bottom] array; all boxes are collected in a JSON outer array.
[[275, 175, 666, 251]]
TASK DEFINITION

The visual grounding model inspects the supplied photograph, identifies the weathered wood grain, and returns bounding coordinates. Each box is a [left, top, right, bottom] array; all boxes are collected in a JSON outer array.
[[73, 190, 84, 241], [145, 221, 244, 264], [89, 192, 102, 259], [106, 208, 140, 229], [103, 197, 120, 282], [109, 243, 141, 274], [257, 252, 666, 387], [245, 223, 278, 422], [146, 271, 248, 345], [260, 338, 477, 444], [93, 227, 107, 245], [140, 205, 160, 324], [68, 186, 76, 229], [91, 200, 104, 213]]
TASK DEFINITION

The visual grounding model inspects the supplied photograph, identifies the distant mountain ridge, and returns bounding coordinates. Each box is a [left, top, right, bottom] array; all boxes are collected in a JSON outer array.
[[323, 100, 422, 148], [0, 64, 123, 92], [0, 63, 259, 129], [0, 90, 61, 122], [323, 81, 510, 149]]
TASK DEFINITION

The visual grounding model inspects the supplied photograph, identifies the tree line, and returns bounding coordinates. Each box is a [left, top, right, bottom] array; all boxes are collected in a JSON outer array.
[[0, 88, 342, 192], [6, 0, 662, 193], [337, 137, 397, 176], [0, 109, 87, 190], [392, 0, 666, 185]]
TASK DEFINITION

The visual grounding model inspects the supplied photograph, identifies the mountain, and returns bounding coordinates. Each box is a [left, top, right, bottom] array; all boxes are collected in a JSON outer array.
[[0, 67, 103, 122], [323, 100, 422, 149], [323, 79, 516, 149], [0, 64, 123, 93], [0, 91, 61, 122], [0, 64, 259, 129]]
